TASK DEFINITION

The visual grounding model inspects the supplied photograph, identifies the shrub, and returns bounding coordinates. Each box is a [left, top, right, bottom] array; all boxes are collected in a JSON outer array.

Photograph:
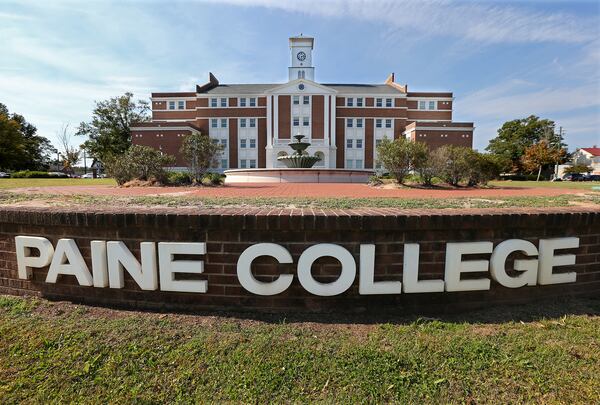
[[104, 145, 176, 186], [564, 164, 593, 175], [10, 171, 52, 178], [180, 133, 223, 183], [166, 171, 192, 186], [201, 172, 224, 186], [434, 145, 472, 186], [411, 142, 441, 187], [368, 175, 383, 186], [376, 137, 422, 184]]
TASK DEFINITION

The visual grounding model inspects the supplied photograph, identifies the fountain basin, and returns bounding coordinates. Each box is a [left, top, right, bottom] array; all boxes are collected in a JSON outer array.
[[224, 168, 374, 183]]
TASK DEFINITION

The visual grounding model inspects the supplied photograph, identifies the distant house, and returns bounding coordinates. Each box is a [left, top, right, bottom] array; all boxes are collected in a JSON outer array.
[[572, 147, 600, 174]]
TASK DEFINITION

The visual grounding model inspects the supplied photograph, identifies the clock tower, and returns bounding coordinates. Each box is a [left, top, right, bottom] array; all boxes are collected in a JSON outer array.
[[288, 35, 315, 81]]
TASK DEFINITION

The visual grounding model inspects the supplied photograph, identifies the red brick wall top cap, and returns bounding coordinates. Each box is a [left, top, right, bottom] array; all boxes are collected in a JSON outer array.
[[151, 92, 196, 97], [407, 92, 453, 97]]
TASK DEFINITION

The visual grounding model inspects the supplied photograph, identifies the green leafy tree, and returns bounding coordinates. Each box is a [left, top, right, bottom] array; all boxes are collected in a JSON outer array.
[[521, 140, 567, 181], [77, 93, 150, 163], [411, 142, 439, 186], [435, 145, 474, 186], [376, 137, 421, 184], [104, 145, 175, 185], [179, 132, 223, 183], [563, 164, 593, 175], [486, 115, 567, 172], [0, 103, 53, 171]]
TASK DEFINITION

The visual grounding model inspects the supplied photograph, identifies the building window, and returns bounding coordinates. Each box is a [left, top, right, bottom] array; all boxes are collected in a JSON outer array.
[[419, 101, 426, 110], [293, 95, 300, 105], [221, 159, 228, 168], [385, 119, 392, 128], [293, 116, 300, 126], [210, 98, 217, 108], [239, 98, 246, 107], [375, 119, 382, 128], [357, 97, 363, 107], [220, 98, 227, 107], [375, 139, 382, 147], [249, 159, 256, 168], [168, 101, 176, 110], [249, 98, 256, 107], [178, 100, 185, 110], [347, 98, 353, 107], [240, 139, 247, 148], [346, 159, 353, 168], [221, 119, 227, 128], [303, 95, 310, 105], [346, 119, 353, 128], [303, 117, 309, 126], [356, 119, 363, 128], [249, 118, 256, 128], [250, 139, 256, 148], [429, 101, 436, 110], [355, 159, 363, 168], [211, 119, 218, 128], [220, 139, 227, 148], [386, 98, 392, 107], [376, 98, 382, 107], [375, 162, 382, 169], [356, 139, 363, 149], [346, 139, 353, 148], [240, 119, 246, 128], [240, 160, 247, 168]]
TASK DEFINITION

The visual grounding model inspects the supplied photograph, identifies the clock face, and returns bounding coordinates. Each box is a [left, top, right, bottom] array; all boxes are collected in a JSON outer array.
[[297, 51, 307, 61]]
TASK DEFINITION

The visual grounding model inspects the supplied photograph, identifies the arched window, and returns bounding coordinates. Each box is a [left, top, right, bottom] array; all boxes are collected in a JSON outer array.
[[297, 70, 305, 79]]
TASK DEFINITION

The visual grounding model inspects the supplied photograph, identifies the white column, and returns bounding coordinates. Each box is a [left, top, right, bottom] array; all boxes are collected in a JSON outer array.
[[331, 95, 336, 147], [274, 95, 279, 143], [266, 96, 272, 147], [324, 94, 330, 145]]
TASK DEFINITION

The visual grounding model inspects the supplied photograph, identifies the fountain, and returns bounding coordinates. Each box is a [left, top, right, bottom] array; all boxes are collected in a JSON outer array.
[[277, 134, 321, 168], [224, 131, 373, 184]]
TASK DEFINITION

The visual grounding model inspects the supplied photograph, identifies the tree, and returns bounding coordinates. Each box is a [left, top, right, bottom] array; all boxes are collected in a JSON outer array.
[[0, 103, 54, 171], [435, 145, 474, 186], [104, 145, 175, 185], [411, 142, 439, 186], [179, 132, 223, 183], [521, 140, 567, 181], [564, 164, 593, 175], [376, 137, 420, 184], [76, 93, 150, 163], [57, 124, 80, 175], [486, 115, 567, 172]]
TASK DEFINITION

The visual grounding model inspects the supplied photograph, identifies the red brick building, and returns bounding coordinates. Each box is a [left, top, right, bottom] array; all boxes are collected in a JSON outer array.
[[132, 35, 475, 171]]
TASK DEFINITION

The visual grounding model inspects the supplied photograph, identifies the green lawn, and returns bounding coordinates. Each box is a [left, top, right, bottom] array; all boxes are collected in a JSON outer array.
[[0, 295, 598, 403], [0, 178, 116, 189], [490, 180, 600, 190]]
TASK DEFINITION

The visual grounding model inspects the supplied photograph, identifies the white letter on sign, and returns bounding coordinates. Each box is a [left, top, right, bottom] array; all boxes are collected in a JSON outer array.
[[538, 238, 579, 285], [445, 242, 493, 292], [159, 242, 207, 293], [490, 239, 538, 288], [298, 244, 356, 296], [359, 244, 401, 295], [15, 236, 54, 279], [237, 243, 293, 295], [107, 241, 158, 290], [402, 244, 444, 293], [46, 239, 93, 286]]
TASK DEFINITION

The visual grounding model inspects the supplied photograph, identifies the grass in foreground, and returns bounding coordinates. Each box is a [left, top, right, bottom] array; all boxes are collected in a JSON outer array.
[[0, 295, 599, 403], [1, 191, 599, 210], [0, 178, 116, 189], [489, 180, 600, 190]]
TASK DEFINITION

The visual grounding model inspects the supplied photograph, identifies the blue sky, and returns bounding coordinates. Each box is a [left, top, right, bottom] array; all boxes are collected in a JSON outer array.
[[1, 0, 599, 152]]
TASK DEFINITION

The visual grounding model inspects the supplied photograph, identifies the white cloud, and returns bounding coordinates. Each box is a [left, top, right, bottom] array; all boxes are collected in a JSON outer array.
[[207, 0, 597, 44]]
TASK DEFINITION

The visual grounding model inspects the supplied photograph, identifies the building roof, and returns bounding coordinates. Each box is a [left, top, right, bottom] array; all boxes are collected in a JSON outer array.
[[321, 84, 404, 94], [581, 147, 600, 156], [200, 83, 404, 95]]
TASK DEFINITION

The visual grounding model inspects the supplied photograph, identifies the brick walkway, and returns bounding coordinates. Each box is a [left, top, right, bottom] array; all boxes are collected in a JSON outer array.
[[10, 183, 583, 199]]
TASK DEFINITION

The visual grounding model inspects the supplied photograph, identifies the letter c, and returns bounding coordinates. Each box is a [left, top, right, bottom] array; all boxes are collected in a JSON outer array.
[[237, 243, 293, 295]]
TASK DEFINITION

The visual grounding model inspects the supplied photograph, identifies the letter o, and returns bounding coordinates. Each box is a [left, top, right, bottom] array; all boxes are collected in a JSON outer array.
[[237, 243, 293, 295], [297, 244, 356, 296]]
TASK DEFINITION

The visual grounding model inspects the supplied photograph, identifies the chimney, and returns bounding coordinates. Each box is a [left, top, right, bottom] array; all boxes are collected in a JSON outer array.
[[385, 72, 395, 84]]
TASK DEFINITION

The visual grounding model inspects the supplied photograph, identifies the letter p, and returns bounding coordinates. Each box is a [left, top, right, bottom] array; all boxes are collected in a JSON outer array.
[[15, 236, 54, 279]]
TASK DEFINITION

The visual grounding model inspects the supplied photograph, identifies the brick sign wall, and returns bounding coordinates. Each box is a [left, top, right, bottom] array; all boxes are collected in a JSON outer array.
[[0, 207, 598, 313]]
